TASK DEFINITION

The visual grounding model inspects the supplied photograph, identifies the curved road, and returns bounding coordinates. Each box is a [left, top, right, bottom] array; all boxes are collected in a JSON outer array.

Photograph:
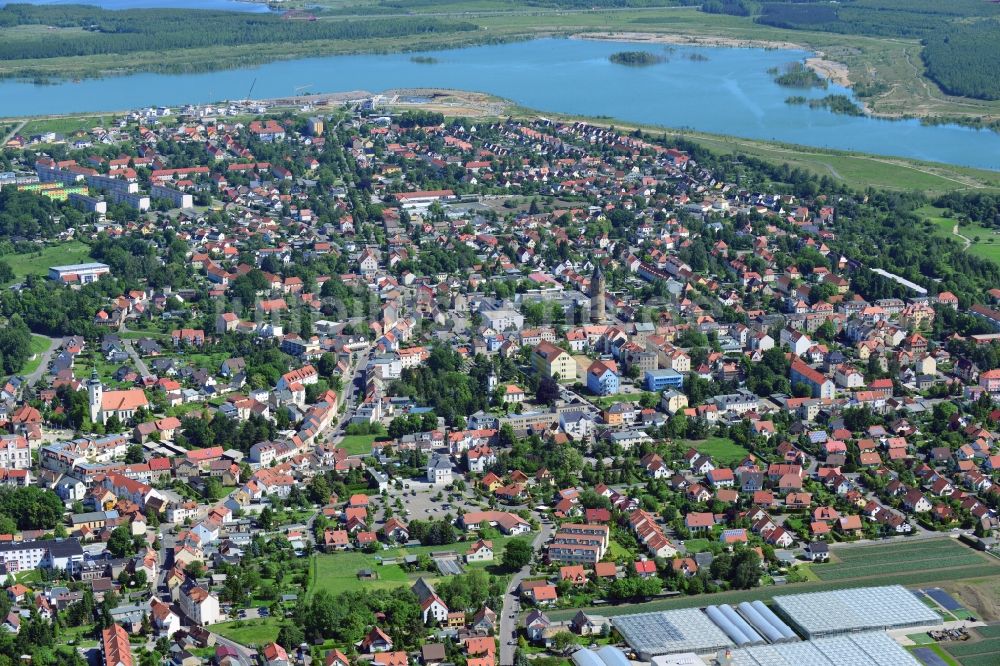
[[24, 335, 62, 387], [499, 521, 554, 666]]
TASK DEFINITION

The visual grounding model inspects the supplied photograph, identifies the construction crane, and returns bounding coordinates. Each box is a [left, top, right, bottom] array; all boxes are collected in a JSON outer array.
[[245, 78, 257, 103], [295, 83, 313, 96]]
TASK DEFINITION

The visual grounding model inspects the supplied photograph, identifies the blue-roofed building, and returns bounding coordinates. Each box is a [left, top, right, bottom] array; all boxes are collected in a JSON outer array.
[[644, 368, 683, 392]]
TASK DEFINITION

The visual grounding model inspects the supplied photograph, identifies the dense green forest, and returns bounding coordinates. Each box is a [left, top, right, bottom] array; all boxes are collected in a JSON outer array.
[[0, 4, 476, 60], [756, 0, 1000, 100], [922, 21, 1000, 101]]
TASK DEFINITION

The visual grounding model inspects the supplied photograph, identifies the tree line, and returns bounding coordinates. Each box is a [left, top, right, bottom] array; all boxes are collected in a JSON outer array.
[[0, 5, 476, 60]]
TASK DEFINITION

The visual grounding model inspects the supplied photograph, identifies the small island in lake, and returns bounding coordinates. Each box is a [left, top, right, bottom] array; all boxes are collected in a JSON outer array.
[[410, 56, 439, 64], [786, 94, 865, 116], [770, 62, 828, 89], [609, 51, 666, 66]]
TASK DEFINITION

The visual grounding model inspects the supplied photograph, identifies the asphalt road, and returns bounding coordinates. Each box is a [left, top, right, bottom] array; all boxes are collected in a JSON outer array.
[[123, 338, 153, 378], [499, 521, 554, 666]]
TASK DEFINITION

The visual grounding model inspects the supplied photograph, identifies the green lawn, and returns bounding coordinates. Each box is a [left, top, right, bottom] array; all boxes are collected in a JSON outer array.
[[212, 617, 282, 647], [919, 205, 1000, 266], [606, 539, 633, 561], [18, 334, 52, 375], [682, 538, 711, 554], [679, 436, 749, 466], [1, 241, 94, 283], [339, 434, 377, 455], [311, 551, 410, 594], [906, 633, 936, 646], [591, 392, 656, 409]]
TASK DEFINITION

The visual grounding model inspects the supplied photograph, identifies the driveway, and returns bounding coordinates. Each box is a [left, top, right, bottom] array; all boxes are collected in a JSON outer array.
[[499, 521, 554, 666]]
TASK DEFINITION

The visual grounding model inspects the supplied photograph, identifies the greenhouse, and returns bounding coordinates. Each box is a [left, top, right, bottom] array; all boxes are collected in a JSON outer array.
[[728, 631, 921, 665], [613, 609, 733, 659], [771, 585, 942, 638]]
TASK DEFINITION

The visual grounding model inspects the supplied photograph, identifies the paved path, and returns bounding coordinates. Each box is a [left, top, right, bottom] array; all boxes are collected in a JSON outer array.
[[24, 335, 62, 387], [0, 120, 25, 147], [500, 522, 554, 666]]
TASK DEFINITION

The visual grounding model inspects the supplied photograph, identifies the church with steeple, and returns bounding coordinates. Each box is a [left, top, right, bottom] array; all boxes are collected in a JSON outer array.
[[88, 370, 149, 425]]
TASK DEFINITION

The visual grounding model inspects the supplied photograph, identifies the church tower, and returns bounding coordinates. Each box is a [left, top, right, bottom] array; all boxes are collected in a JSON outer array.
[[590, 263, 606, 324], [88, 370, 103, 424]]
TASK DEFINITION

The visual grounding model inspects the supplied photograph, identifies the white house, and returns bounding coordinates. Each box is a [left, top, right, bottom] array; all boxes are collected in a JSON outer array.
[[421, 594, 449, 625], [178, 584, 220, 626], [426, 455, 453, 485]]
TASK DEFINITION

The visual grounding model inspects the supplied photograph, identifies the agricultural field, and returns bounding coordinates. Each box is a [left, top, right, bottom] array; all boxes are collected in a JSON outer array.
[[679, 436, 749, 466], [813, 539, 988, 582], [943, 633, 1000, 666], [1, 241, 93, 284]]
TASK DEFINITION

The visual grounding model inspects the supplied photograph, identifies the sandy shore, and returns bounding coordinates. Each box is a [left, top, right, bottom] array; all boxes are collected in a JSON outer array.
[[805, 55, 851, 87], [574, 31, 853, 89]]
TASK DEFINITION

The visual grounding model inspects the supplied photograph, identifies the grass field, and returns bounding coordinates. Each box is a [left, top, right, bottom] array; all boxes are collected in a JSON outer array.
[[20, 115, 110, 138], [1, 241, 94, 283], [312, 551, 410, 593], [919, 204, 1000, 265], [679, 436, 749, 466], [18, 334, 52, 375], [212, 617, 282, 647], [310, 534, 530, 595], [339, 434, 377, 455]]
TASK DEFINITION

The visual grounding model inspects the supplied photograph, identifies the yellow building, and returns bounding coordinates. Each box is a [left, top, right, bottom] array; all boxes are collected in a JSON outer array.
[[532, 341, 576, 382]]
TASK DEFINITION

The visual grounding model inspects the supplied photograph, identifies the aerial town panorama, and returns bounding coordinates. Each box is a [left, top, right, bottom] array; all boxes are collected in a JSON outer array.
[[1, 2, 1000, 666]]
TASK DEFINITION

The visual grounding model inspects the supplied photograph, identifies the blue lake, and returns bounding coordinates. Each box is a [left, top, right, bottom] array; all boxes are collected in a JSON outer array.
[[0, 0, 270, 10], [2, 37, 999, 171]]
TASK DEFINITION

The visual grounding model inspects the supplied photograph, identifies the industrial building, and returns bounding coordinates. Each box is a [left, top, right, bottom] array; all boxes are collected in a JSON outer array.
[[771, 585, 942, 638], [48, 262, 111, 285]]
